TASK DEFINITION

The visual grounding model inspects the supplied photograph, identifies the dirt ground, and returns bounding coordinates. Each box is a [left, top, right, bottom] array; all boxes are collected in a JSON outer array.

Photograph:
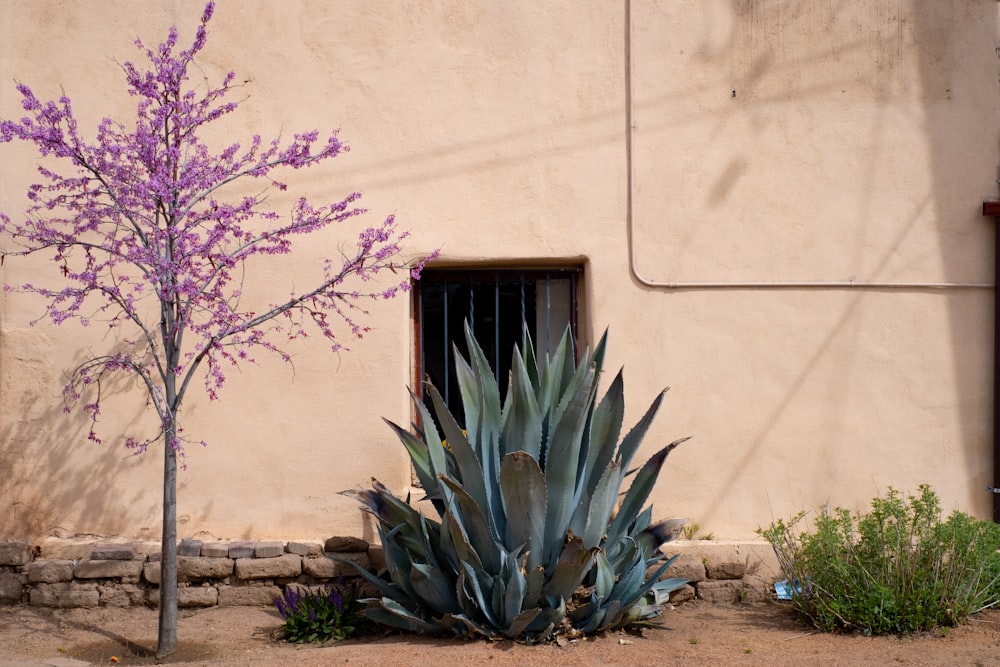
[[1, 601, 999, 667]]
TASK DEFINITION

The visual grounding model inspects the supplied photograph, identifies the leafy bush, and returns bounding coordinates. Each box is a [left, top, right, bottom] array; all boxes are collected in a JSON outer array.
[[759, 485, 1000, 635], [341, 324, 690, 640], [275, 581, 365, 643]]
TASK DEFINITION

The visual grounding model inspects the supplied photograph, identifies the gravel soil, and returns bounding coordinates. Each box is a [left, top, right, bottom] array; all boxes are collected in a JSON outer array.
[[1, 601, 1000, 666]]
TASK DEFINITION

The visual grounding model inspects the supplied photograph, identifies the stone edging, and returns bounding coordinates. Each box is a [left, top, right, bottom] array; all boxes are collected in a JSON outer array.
[[0, 536, 382, 609], [0, 538, 782, 608]]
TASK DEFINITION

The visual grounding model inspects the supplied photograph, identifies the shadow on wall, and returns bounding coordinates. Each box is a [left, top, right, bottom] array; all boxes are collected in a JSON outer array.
[[0, 342, 210, 541], [626, 0, 996, 526], [914, 0, 998, 512]]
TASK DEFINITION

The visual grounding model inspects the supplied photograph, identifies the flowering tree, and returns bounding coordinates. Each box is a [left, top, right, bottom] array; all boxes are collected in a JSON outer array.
[[0, 3, 432, 658]]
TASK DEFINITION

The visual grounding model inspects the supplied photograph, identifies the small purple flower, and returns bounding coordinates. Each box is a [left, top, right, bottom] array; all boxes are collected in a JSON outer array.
[[329, 587, 343, 611], [274, 596, 289, 619]]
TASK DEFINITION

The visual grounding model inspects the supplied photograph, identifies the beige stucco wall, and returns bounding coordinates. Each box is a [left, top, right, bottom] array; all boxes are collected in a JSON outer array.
[[0, 0, 997, 543]]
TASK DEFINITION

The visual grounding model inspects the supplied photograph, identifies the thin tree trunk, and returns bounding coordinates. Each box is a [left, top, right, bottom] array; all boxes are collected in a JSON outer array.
[[156, 421, 178, 658]]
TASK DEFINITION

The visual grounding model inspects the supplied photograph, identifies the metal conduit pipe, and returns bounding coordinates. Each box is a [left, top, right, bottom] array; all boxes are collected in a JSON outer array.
[[623, 0, 993, 292]]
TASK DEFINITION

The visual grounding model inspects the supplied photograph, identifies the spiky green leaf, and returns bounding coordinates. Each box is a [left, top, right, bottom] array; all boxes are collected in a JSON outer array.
[[542, 362, 596, 568], [364, 598, 439, 634], [427, 384, 491, 518], [499, 451, 547, 571], [542, 533, 600, 602], [606, 438, 688, 546], [501, 350, 544, 460], [580, 460, 623, 548], [616, 390, 668, 471], [583, 370, 625, 495], [382, 419, 445, 514], [411, 562, 461, 615], [440, 475, 502, 573]]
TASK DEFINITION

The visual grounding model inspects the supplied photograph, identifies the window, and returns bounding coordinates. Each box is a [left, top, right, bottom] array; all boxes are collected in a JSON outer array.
[[415, 268, 582, 424]]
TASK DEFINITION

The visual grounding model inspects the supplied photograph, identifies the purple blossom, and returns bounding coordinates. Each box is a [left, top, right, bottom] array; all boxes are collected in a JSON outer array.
[[0, 2, 436, 454]]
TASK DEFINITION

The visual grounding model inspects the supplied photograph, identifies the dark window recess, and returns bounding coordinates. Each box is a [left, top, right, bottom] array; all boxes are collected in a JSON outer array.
[[416, 268, 580, 427]]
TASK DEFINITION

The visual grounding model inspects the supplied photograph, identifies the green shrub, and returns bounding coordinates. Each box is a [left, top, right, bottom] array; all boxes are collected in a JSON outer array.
[[759, 485, 1000, 635], [340, 323, 690, 640], [274, 581, 366, 643]]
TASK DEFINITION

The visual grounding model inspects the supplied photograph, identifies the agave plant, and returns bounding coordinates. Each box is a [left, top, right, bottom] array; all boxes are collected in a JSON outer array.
[[341, 323, 690, 640]]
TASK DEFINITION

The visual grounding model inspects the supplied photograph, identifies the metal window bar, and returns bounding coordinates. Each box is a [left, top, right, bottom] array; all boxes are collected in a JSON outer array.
[[443, 276, 450, 404], [520, 275, 527, 345], [494, 272, 500, 374]]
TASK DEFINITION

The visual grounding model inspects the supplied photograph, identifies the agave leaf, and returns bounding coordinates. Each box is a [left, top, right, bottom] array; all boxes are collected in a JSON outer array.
[[442, 503, 493, 613], [555, 327, 578, 395], [424, 512, 461, 577], [524, 563, 545, 608], [620, 603, 664, 626], [382, 419, 445, 515], [410, 389, 451, 489], [606, 550, 647, 606], [603, 534, 639, 575], [411, 562, 461, 615], [490, 572, 506, 624], [440, 613, 495, 639], [506, 607, 543, 639], [427, 384, 491, 520], [593, 551, 615, 601], [575, 606, 607, 634], [606, 439, 688, 546], [614, 554, 680, 617], [453, 350, 482, 445], [440, 474, 502, 573], [542, 533, 600, 602], [582, 370, 625, 496], [647, 575, 688, 605], [542, 363, 596, 568], [546, 343, 595, 456], [580, 600, 621, 632], [331, 553, 412, 603], [379, 526, 423, 602], [462, 322, 506, 534], [536, 328, 571, 433], [436, 503, 460, 569], [501, 350, 544, 461], [588, 329, 609, 386], [637, 517, 688, 552], [443, 502, 485, 574], [462, 321, 502, 443], [501, 550, 528, 627], [341, 484, 428, 555], [461, 560, 501, 629], [633, 504, 653, 534], [615, 390, 668, 472], [499, 451, 547, 571], [454, 565, 479, 620], [579, 460, 623, 548], [364, 598, 439, 634], [524, 601, 565, 639], [521, 322, 541, 391]]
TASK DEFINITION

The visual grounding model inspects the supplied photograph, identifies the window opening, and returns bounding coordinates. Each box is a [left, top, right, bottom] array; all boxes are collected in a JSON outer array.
[[416, 268, 580, 428]]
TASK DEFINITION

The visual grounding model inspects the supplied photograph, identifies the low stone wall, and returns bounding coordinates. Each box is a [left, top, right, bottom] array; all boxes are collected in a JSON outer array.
[[0, 536, 382, 609], [0, 537, 783, 609], [663, 540, 783, 604]]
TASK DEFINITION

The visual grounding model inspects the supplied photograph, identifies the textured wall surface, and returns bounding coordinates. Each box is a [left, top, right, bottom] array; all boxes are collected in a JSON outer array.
[[0, 1, 997, 542]]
